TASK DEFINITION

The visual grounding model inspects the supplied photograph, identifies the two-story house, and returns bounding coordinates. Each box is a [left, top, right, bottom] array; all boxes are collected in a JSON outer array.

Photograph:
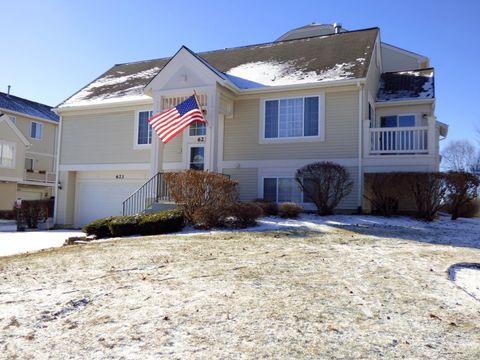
[[0, 90, 59, 212], [54, 24, 448, 227]]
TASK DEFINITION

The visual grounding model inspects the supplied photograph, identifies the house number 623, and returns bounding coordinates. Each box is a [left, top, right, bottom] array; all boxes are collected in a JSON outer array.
[[115, 174, 125, 179]]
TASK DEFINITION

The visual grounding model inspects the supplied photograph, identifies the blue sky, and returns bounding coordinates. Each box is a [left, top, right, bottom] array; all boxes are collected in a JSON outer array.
[[1, 0, 479, 146]]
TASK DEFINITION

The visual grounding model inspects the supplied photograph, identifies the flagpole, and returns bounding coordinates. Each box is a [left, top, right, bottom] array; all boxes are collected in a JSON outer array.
[[193, 90, 207, 124]]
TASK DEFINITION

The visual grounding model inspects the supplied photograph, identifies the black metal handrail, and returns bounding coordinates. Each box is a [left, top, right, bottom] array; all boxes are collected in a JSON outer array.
[[122, 172, 171, 216]]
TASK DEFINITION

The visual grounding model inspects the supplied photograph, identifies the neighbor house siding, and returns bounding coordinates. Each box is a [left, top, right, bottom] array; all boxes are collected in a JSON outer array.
[[223, 89, 359, 161], [12, 113, 56, 156], [60, 111, 150, 164], [223, 168, 258, 201], [0, 121, 26, 180], [0, 183, 17, 210]]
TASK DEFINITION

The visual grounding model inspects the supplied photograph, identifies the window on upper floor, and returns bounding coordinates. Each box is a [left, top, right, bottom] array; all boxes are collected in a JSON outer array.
[[31, 122, 43, 140], [380, 115, 415, 128], [0, 141, 15, 168], [263, 96, 321, 140], [8, 115, 16, 124], [189, 122, 206, 136], [136, 110, 153, 146]]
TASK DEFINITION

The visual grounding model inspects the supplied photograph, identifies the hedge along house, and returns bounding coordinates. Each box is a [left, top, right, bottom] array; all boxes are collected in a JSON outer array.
[[54, 24, 448, 227]]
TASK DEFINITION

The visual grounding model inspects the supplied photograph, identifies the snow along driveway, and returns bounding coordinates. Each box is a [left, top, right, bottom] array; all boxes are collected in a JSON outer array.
[[0, 222, 84, 257]]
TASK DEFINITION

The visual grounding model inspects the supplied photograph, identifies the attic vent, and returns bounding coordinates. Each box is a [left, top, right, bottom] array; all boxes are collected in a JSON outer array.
[[334, 22, 342, 34]]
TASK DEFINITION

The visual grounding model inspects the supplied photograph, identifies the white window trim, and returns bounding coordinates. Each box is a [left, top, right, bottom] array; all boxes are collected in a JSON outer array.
[[261, 176, 312, 204], [0, 141, 16, 169], [259, 93, 325, 144], [378, 113, 417, 127], [31, 121, 43, 140], [188, 122, 207, 137], [133, 109, 153, 149]]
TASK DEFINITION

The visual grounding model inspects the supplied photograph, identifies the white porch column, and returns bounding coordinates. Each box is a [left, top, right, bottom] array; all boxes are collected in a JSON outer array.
[[427, 116, 436, 156], [204, 86, 218, 172], [363, 119, 371, 158], [150, 92, 164, 175]]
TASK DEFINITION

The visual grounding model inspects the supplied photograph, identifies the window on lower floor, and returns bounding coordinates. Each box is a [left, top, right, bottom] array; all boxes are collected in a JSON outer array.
[[264, 96, 320, 139], [137, 110, 153, 145], [0, 142, 15, 168], [31, 122, 43, 139], [263, 177, 312, 203]]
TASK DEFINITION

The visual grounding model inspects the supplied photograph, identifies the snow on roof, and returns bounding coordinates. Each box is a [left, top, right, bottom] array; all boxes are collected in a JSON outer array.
[[62, 67, 161, 106], [225, 60, 362, 89], [377, 68, 434, 102]]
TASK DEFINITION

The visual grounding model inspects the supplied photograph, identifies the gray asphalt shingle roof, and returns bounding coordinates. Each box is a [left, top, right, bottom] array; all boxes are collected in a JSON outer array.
[[0, 92, 59, 122], [60, 28, 379, 106]]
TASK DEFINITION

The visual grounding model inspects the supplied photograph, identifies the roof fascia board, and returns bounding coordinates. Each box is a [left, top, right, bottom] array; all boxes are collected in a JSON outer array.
[[54, 97, 153, 114], [0, 107, 58, 125], [375, 98, 434, 107], [0, 114, 31, 146]]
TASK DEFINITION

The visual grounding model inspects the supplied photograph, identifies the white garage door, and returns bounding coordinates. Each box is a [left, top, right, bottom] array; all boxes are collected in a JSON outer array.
[[75, 171, 148, 227]]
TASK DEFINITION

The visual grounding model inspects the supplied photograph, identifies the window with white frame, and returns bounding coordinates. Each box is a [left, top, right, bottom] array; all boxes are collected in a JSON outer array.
[[264, 96, 320, 139], [136, 111, 153, 145], [263, 177, 313, 203], [31, 122, 43, 139], [0, 142, 15, 168], [189, 122, 206, 136]]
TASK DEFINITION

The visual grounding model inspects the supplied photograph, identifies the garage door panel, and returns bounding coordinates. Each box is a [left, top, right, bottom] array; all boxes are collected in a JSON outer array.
[[75, 173, 147, 227]]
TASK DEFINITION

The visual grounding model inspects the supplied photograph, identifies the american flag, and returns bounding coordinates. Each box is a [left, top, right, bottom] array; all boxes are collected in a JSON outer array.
[[148, 95, 206, 144]]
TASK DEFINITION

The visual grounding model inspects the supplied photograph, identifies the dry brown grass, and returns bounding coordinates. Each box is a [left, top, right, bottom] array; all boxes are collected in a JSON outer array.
[[1, 226, 479, 359]]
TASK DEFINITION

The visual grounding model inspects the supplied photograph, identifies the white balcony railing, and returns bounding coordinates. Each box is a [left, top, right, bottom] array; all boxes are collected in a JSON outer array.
[[369, 126, 429, 154], [24, 170, 56, 184], [364, 117, 436, 156]]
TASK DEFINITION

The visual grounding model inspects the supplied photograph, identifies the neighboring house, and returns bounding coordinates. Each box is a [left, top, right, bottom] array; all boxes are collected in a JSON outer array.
[[0, 91, 59, 212], [54, 23, 448, 227]]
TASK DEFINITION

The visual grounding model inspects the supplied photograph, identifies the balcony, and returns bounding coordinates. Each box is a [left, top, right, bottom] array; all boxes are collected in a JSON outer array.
[[24, 170, 56, 185], [364, 117, 437, 156]]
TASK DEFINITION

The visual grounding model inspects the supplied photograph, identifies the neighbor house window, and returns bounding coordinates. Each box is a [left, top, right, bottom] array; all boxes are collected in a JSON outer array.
[[264, 96, 320, 139], [8, 115, 16, 124], [25, 158, 34, 171], [263, 177, 309, 203], [189, 122, 206, 136], [380, 115, 415, 128], [0, 142, 15, 168], [31, 122, 43, 139], [137, 111, 153, 145]]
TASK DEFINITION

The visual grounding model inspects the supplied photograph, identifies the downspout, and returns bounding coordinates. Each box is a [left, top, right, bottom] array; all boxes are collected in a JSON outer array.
[[53, 114, 62, 225], [357, 82, 364, 213]]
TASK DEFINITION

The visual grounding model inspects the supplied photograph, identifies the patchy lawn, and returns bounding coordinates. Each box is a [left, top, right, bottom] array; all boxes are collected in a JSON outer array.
[[1, 217, 479, 359]]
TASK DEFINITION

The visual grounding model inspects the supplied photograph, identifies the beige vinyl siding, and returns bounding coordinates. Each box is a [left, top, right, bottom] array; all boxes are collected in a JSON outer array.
[[25, 152, 55, 173], [60, 111, 150, 164], [223, 168, 258, 201], [224, 90, 359, 161], [0, 121, 26, 180], [163, 132, 183, 163], [11, 113, 57, 155], [56, 171, 76, 226], [381, 45, 424, 72], [337, 166, 359, 210], [0, 182, 17, 210]]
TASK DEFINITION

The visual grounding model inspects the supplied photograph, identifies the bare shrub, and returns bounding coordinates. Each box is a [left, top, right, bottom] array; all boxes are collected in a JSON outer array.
[[278, 202, 303, 218], [224, 202, 263, 228], [403, 172, 448, 221], [444, 172, 480, 220], [251, 199, 278, 216], [364, 173, 406, 216], [295, 162, 353, 216], [165, 170, 239, 224]]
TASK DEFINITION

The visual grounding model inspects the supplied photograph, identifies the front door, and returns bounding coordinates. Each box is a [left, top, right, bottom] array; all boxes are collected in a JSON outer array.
[[189, 146, 205, 171]]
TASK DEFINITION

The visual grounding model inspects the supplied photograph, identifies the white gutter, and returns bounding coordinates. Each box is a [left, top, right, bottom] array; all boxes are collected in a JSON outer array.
[[53, 115, 63, 225], [55, 96, 153, 114], [357, 82, 364, 212]]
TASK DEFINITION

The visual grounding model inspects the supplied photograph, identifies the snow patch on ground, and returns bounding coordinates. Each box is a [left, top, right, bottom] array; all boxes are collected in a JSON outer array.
[[225, 60, 360, 89], [0, 230, 85, 257]]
